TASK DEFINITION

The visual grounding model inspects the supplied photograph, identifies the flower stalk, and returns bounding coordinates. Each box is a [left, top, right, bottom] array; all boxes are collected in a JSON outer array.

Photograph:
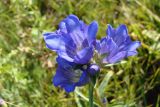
[[88, 68, 98, 107], [89, 82, 94, 107]]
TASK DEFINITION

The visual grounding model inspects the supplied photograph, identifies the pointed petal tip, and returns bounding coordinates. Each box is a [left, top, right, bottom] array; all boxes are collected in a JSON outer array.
[[42, 32, 51, 37], [119, 24, 127, 27], [117, 24, 128, 32], [92, 21, 98, 26], [68, 14, 78, 18], [52, 76, 59, 87], [88, 21, 98, 43], [134, 41, 141, 47], [67, 14, 80, 22], [64, 15, 80, 32], [64, 84, 76, 93], [106, 24, 114, 36], [107, 24, 113, 28]]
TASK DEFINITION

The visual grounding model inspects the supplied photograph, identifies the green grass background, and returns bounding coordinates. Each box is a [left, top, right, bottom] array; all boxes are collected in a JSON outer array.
[[0, 0, 160, 107]]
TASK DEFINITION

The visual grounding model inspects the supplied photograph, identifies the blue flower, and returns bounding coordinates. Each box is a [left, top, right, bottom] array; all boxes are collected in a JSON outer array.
[[53, 57, 100, 92], [43, 15, 98, 64], [96, 24, 141, 64]]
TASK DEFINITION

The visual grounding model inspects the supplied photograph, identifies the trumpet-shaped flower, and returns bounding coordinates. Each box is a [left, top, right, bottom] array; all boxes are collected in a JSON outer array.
[[53, 57, 99, 92], [96, 24, 141, 63], [43, 15, 98, 64], [43, 15, 141, 93]]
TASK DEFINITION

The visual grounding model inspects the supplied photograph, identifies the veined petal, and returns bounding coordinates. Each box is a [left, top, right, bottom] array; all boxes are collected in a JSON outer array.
[[61, 16, 86, 48], [100, 37, 118, 57], [124, 41, 141, 51], [88, 21, 98, 44], [59, 21, 67, 33], [53, 57, 90, 92], [62, 84, 76, 93], [105, 51, 127, 63], [114, 24, 128, 46], [127, 51, 138, 56], [116, 24, 128, 37], [43, 32, 65, 51], [54, 73, 76, 93], [76, 71, 89, 86], [56, 56, 75, 69], [58, 51, 74, 62], [53, 67, 67, 86], [107, 50, 138, 63], [53, 67, 76, 93], [64, 15, 80, 33], [95, 40, 101, 52], [74, 46, 94, 64], [107, 24, 114, 37], [107, 24, 129, 46]]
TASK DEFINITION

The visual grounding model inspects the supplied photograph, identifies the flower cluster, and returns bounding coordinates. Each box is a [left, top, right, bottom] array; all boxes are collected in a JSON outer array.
[[43, 15, 140, 92]]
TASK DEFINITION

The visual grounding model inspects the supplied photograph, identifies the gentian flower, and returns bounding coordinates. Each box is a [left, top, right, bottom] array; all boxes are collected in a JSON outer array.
[[43, 15, 141, 94], [96, 24, 141, 64], [43, 15, 98, 64], [53, 57, 99, 92]]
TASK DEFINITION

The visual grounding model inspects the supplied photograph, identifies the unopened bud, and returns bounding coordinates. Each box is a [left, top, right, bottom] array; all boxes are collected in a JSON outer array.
[[88, 64, 100, 76]]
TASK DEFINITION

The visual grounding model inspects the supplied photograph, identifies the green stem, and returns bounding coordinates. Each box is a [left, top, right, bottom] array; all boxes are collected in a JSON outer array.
[[89, 83, 94, 107]]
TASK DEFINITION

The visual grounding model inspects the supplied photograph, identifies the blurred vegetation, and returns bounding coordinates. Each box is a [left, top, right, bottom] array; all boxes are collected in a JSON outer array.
[[0, 0, 160, 107]]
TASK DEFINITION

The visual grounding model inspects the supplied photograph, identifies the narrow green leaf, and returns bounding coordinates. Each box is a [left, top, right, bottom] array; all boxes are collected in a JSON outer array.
[[98, 71, 114, 97], [75, 88, 100, 107], [105, 61, 127, 67]]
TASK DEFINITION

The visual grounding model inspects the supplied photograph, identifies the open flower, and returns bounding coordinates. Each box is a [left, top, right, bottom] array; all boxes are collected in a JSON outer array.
[[43, 15, 141, 93], [96, 24, 141, 64], [53, 57, 100, 92], [43, 15, 98, 64]]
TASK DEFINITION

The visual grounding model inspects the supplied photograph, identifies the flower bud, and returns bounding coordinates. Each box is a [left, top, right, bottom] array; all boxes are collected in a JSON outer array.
[[88, 64, 100, 76]]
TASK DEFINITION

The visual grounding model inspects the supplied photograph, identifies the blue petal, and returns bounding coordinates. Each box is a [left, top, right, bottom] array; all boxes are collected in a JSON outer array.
[[74, 46, 94, 64], [43, 32, 65, 51], [61, 34, 77, 60], [53, 67, 67, 86], [100, 37, 118, 56], [114, 24, 128, 46], [64, 18, 86, 48], [64, 15, 80, 33], [62, 84, 76, 93], [59, 21, 67, 33], [127, 51, 138, 56], [116, 24, 128, 37], [53, 68, 76, 92], [56, 56, 75, 69], [88, 21, 98, 44], [58, 51, 74, 62], [124, 41, 141, 51], [56, 57, 85, 82], [105, 51, 127, 63], [107, 50, 138, 63], [95, 40, 101, 52], [82, 39, 89, 48], [106, 24, 114, 38], [53, 63, 80, 88], [76, 71, 89, 86]]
